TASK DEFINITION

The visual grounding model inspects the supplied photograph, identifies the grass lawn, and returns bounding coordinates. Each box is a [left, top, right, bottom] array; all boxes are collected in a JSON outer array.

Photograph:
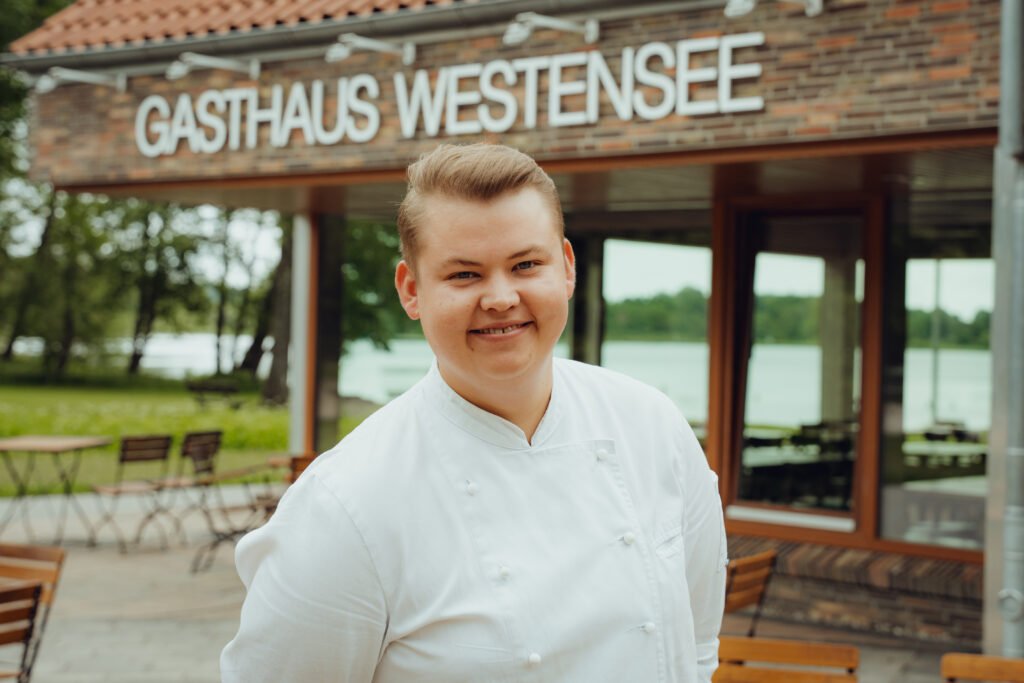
[[0, 385, 363, 496]]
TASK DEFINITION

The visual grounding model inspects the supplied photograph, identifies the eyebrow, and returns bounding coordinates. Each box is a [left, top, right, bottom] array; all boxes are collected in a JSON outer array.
[[439, 245, 548, 270]]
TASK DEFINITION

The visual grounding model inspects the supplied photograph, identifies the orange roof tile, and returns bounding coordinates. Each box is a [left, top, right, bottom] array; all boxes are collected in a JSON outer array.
[[9, 0, 456, 55]]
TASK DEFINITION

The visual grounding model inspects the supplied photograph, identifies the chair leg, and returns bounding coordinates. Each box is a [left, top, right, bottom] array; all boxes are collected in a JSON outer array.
[[91, 495, 130, 553]]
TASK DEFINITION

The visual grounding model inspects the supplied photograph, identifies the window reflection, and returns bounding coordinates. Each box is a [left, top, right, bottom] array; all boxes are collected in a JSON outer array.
[[736, 215, 864, 512]]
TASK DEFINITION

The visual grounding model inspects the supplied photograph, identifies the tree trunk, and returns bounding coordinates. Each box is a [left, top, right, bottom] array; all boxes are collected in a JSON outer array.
[[3, 188, 56, 360], [239, 264, 278, 376], [214, 212, 231, 375], [262, 220, 292, 405]]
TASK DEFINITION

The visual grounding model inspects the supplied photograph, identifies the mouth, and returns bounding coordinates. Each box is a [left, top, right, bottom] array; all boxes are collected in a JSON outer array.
[[470, 322, 532, 336]]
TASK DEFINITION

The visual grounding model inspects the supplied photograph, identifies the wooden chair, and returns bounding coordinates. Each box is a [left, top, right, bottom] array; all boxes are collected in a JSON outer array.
[[91, 435, 176, 552], [0, 581, 43, 682], [0, 543, 64, 683], [725, 549, 777, 637], [941, 652, 1024, 682], [715, 635, 859, 683]]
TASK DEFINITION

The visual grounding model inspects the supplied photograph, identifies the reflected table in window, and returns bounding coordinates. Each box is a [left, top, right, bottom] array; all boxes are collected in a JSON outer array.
[[0, 435, 112, 544], [901, 441, 986, 469], [883, 475, 986, 550]]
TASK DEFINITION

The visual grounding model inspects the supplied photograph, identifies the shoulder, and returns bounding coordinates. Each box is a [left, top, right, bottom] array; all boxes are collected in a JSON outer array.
[[554, 357, 683, 422]]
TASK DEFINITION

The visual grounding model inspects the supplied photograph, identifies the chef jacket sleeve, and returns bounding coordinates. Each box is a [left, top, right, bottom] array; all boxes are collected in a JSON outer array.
[[220, 473, 388, 683], [679, 421, 728, 683]]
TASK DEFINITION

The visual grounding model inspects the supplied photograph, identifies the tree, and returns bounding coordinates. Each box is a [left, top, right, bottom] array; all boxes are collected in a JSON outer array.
[[262, 217, 292, 405]]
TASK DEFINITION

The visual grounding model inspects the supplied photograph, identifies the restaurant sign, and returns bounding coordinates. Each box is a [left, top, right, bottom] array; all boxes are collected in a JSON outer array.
[[134, 32, 765, 158]]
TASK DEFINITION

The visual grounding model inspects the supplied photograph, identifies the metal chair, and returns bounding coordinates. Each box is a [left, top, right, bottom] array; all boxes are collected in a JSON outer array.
[[724, 549, 777, 637], [0, 581, 43, 682], [715, 635, 859, 682], [941, 652, 1024, 682], [90, 435, 177, 552], [0, 544, 64, 683]]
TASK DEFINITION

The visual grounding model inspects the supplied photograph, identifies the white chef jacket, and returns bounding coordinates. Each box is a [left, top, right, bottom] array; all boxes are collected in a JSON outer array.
[[221, 358, 727, 683]]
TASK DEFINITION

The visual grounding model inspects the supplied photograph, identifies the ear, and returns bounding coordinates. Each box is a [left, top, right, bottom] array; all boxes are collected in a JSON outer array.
[[395, 260, 420, 320], [562, 238, 577, 299]]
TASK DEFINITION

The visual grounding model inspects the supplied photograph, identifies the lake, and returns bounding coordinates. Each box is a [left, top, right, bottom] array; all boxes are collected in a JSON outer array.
[[14, 333, 991, 431]]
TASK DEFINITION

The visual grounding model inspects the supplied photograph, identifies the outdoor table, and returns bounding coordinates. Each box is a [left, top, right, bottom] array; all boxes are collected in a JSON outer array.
[[0, 435, 111, 544]]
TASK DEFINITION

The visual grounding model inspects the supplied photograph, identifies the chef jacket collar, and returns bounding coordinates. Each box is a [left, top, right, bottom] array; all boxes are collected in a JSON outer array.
[[424, 360, 564, 450]]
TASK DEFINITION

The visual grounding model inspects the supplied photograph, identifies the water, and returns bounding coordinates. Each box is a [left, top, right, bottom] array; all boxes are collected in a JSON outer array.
[[13, 334, 991, 431]]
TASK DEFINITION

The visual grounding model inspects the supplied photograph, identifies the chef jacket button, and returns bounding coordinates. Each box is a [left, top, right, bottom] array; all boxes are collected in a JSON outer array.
[[595, 448, 609, 461], [622, 532, 636, 546], [641, 621, 656, 634], [499, 565, 511, 580], [466, 481, 479, 496], [528, 652, 542, 666]]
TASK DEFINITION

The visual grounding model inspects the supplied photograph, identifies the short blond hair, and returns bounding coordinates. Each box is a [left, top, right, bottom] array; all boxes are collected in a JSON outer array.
[[396, 143, 564, 264]]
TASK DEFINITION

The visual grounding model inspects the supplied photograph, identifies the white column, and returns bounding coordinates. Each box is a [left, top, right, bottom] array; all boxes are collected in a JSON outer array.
[[288, 213, 312, 455]]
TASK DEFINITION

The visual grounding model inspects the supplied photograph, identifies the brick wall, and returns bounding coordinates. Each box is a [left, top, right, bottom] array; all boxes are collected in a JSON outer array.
[[28, 0, 1000, 187]]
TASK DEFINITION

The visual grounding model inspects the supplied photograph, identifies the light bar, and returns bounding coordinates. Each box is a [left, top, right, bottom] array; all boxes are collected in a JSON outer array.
[[34, 67, 127, 93], [502, 12, 599, 46]]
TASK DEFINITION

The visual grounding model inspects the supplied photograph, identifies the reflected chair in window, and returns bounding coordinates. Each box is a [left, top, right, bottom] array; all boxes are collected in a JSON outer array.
[[0, 543, 64, 683], [91, 435, 177, 552], [724, 549, 777, 637], [941, 652, 1024, 682], [715, 635, 859, 682]]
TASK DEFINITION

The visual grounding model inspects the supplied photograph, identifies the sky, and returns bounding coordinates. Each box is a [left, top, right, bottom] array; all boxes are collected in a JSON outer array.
[[602, 239, 994, 320]]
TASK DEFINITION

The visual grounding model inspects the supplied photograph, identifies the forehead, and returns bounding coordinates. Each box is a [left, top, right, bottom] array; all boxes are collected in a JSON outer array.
[[415, 188, 562, 261]]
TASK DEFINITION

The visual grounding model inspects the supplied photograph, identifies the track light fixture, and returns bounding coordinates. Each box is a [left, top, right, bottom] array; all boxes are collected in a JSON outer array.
[[34, 66, 127, 93], [724, 0, 823, 18], [325, 34, 416, 66], [502, 12, 599, 46], [165, 52, 260, 80]]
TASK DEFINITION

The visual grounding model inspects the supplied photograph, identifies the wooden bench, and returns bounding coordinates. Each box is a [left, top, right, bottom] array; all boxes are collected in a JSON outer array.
[[715, 635, 859, 683], [941, 652, 1024, 682]]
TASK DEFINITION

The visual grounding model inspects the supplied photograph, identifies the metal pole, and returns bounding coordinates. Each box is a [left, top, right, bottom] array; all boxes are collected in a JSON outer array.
[[988, 0, 1024, 658]]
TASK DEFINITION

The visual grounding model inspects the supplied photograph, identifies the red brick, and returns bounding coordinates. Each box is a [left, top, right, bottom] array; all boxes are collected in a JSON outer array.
[[886, 5, 921, 19], [929, 65, 972, 80]]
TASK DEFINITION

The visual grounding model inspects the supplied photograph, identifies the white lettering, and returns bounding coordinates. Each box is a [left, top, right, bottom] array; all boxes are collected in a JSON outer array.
[[718, 32, 765, 114], [135, 95, 171, 158], [169, 93, 200, 154], [512, 56, 551, 129], [587, 49, 633, 123], [548, 52, 588, 128], [222, 88, 249, 151], [445, 63, 483, 136], [676, 37, 720, 116], [478, 60, 518, 133], [278, 82, 315, 147], [311, 79, 348, 145], [633, 42, 676, 121], [394, 69, 448, 138], [347, 74, 380, 144], [195, 90, 227, 154], [246, 85, 283, 149]]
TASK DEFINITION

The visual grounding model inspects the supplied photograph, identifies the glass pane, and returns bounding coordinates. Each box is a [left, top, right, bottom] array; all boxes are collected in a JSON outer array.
[[737, 215, 863, 512], [601, 237, 712, 438], [880, 244, 992, 549]]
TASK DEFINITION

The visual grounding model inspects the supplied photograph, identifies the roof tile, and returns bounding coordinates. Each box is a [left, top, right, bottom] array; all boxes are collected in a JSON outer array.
[[9, 0, 453, 55]]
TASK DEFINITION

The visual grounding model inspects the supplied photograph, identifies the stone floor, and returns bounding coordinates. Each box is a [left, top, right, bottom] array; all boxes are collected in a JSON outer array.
[[0, 490, 953, 682]]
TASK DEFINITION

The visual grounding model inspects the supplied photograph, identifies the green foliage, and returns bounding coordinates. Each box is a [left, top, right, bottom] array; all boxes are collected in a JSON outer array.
[[605, 287, 707, 341], [906, 307, 990, 349]]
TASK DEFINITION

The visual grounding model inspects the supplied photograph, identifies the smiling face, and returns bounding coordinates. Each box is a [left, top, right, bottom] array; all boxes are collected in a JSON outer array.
[[395, 187, 576, 408]]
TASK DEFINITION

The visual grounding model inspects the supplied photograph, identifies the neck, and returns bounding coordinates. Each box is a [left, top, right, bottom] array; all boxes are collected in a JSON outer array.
[[439, 362, 554, 443]]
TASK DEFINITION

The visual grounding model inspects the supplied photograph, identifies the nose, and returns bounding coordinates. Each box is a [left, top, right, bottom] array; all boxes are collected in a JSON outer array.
[[480, 274, 520, 311]]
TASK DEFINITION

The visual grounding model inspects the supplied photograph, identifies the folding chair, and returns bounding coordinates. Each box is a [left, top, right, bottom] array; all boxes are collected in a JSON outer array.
[[941, 652, 1024, 682], [0, 544, 64, 683], [91, 435, 177, 552], [715, 635, 859, 682], [0, 581, 43, 682], [724, 549, 777, 637]]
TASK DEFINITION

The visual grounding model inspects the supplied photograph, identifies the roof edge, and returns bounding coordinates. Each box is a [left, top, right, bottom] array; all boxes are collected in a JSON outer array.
[[0, 0, 693, 73]]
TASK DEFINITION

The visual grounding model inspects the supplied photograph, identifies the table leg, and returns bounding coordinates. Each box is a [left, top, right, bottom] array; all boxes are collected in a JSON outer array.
[[47, 449, 93, 545], [0, 451, 39, 541]]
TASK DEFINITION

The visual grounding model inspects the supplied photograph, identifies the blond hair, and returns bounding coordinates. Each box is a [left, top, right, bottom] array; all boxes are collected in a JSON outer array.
[[396, 143, 564, 264]]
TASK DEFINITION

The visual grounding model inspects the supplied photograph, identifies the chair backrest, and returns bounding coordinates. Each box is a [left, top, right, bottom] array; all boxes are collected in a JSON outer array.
[[288, 454, 315, 483], [181, 431, 223, 478], [0, 544, 64, 608], [0, 580, 43, 677], [725, 549, 777, 637], [715, 636, 860, 683], [116, 435, 173, 480], [941, 652, 1024, 682]]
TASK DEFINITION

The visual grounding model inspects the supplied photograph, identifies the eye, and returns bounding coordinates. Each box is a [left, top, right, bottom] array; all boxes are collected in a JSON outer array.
[[513, 260, 539, 272], [447, 271, 478, 281]]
